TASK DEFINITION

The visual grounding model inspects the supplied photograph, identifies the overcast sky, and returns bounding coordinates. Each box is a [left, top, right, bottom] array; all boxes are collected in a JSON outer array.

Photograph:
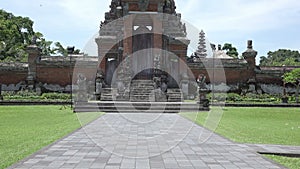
[[1, 0, 300, 63]]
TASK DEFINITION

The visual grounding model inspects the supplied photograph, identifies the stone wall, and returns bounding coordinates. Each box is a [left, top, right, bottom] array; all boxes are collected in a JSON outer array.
[[0, 55, 99, 92], [0, 45, 298, 95], [188, 59, 251, 84]]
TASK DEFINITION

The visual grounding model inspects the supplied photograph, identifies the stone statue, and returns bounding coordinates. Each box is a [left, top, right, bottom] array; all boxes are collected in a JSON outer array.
[[153, 76, 168, 102], [165, 0, 171, 7], [95, 72, 104, 96], [76, 73, 88, 102], [35, 82, 43, 96], [153, 76, 161, 89], [31, 35, 37, 45], [139, 0, 149, 11], [100, 21, 105, 28], [77, 74, 87, 90], [180, 73, 189, 98], [197, 74, 206, 89], [182, 23, 187, 35], [164, 0, 176, 13], [161, 75, 168, 93], [154, 54, 161, 69], [197, 74, 210, 108]]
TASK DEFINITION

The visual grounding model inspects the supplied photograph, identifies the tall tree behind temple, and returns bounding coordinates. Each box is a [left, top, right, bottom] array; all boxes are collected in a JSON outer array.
[[260, 49, 300, 66], [0, 9, 34, 61], [0, 9, 80, 61]]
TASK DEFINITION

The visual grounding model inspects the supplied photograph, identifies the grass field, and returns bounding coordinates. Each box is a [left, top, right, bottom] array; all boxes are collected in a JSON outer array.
[[265, 155, 300, 169], [181, 107, 300, 145], [0, 106, 103, 169], [180, 107, 300, 169]]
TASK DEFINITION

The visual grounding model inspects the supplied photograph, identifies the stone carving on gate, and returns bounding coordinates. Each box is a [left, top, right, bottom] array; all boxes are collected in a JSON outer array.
[[139, 0, 150, 11]]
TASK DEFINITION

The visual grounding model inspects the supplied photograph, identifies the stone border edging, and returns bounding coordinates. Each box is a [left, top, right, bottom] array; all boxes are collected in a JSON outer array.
[[0, 101, 72, 106], [1, 101, 299, 108], [213, 103, 300, 108]]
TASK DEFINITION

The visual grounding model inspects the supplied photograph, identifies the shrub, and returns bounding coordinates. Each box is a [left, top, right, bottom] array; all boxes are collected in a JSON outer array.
[[1, 91, 71, 101], [41, 93, 71, 100], [227, 93, 242, 102], [208, 93, 227, 102]]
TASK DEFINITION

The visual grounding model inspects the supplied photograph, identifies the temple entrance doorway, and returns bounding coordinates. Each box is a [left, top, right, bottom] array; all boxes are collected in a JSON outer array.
[[132, 14, 154, 80]]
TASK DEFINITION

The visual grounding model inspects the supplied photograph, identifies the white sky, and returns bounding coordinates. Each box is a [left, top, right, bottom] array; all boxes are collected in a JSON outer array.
[[1, 0, 300, 64]]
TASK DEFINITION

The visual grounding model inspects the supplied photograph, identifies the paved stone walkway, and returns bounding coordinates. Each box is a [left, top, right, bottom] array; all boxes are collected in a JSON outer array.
[[11, 113, 289, 169]]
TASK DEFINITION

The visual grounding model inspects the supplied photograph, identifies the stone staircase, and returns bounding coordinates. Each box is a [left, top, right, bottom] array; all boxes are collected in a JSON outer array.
[[100, 88, 115, 101], [99, 80, 184, 102], [167, 89, 183, 102], [74, 80, 209, 113], [130, 80, 155, 102]]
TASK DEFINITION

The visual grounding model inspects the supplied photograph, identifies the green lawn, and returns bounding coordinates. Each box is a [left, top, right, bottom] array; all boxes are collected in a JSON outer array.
[[181, 107, 300, 145], [0, 106, 103, 169], [265, 155, 300, 169], [180, 107, 300, 169]]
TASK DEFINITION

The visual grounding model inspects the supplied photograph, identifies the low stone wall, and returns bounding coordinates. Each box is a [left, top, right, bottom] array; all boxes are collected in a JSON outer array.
[[0, 55, 298, 96], [188, 59, 252, 84]]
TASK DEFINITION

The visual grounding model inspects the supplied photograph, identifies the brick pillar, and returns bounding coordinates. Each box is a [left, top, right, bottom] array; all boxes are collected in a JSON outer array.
[[96, 36, 118, 72], [26, 44, 41, 85], [123, 15, 133, 56], [243, 40, 257, 79], [152, 15, 163, 49]]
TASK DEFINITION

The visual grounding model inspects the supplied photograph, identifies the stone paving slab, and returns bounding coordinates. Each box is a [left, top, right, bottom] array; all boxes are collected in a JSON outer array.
[[10, 113, 287, 169]]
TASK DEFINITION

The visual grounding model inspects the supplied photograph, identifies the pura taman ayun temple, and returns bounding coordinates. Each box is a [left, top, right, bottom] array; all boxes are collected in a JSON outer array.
[[97, 0, 188, 86], [94, 0, 192, 102], [0, 0, 298, 108]]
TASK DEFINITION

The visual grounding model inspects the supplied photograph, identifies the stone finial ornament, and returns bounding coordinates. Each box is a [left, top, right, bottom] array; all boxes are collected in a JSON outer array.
[[247, 40, 253, 49]]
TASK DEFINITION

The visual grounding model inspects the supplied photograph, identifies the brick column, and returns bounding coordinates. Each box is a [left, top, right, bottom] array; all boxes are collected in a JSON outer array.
[[26, 44, 41, 84], [242, 40, 258, 79], [123, 15, 133, 56], [96, 36, 118, 72]]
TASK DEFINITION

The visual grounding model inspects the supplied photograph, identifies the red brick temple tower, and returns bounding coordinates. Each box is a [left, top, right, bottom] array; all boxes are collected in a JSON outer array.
[[96, 0, 189, 88]]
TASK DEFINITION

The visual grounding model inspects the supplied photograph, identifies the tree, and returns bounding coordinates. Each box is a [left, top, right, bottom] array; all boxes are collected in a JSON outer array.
[[52, 42, 81, 56], [284, 68, 300, 103], [53, 42, 68, 56], [222, 43, 239, 59], [0, 9, 34, 61], [0, 9, 81, 60], [34, 32, 55, 56], [260, 49, 300, 66]]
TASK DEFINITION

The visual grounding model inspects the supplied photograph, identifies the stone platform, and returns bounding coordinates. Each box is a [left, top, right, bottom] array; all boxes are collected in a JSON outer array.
[[74, 101, 209, 113]]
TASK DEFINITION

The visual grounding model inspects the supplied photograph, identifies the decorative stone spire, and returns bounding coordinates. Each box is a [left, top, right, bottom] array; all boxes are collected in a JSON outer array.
[[247, 40, 253, 49], [195, 30, 207, 58]]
